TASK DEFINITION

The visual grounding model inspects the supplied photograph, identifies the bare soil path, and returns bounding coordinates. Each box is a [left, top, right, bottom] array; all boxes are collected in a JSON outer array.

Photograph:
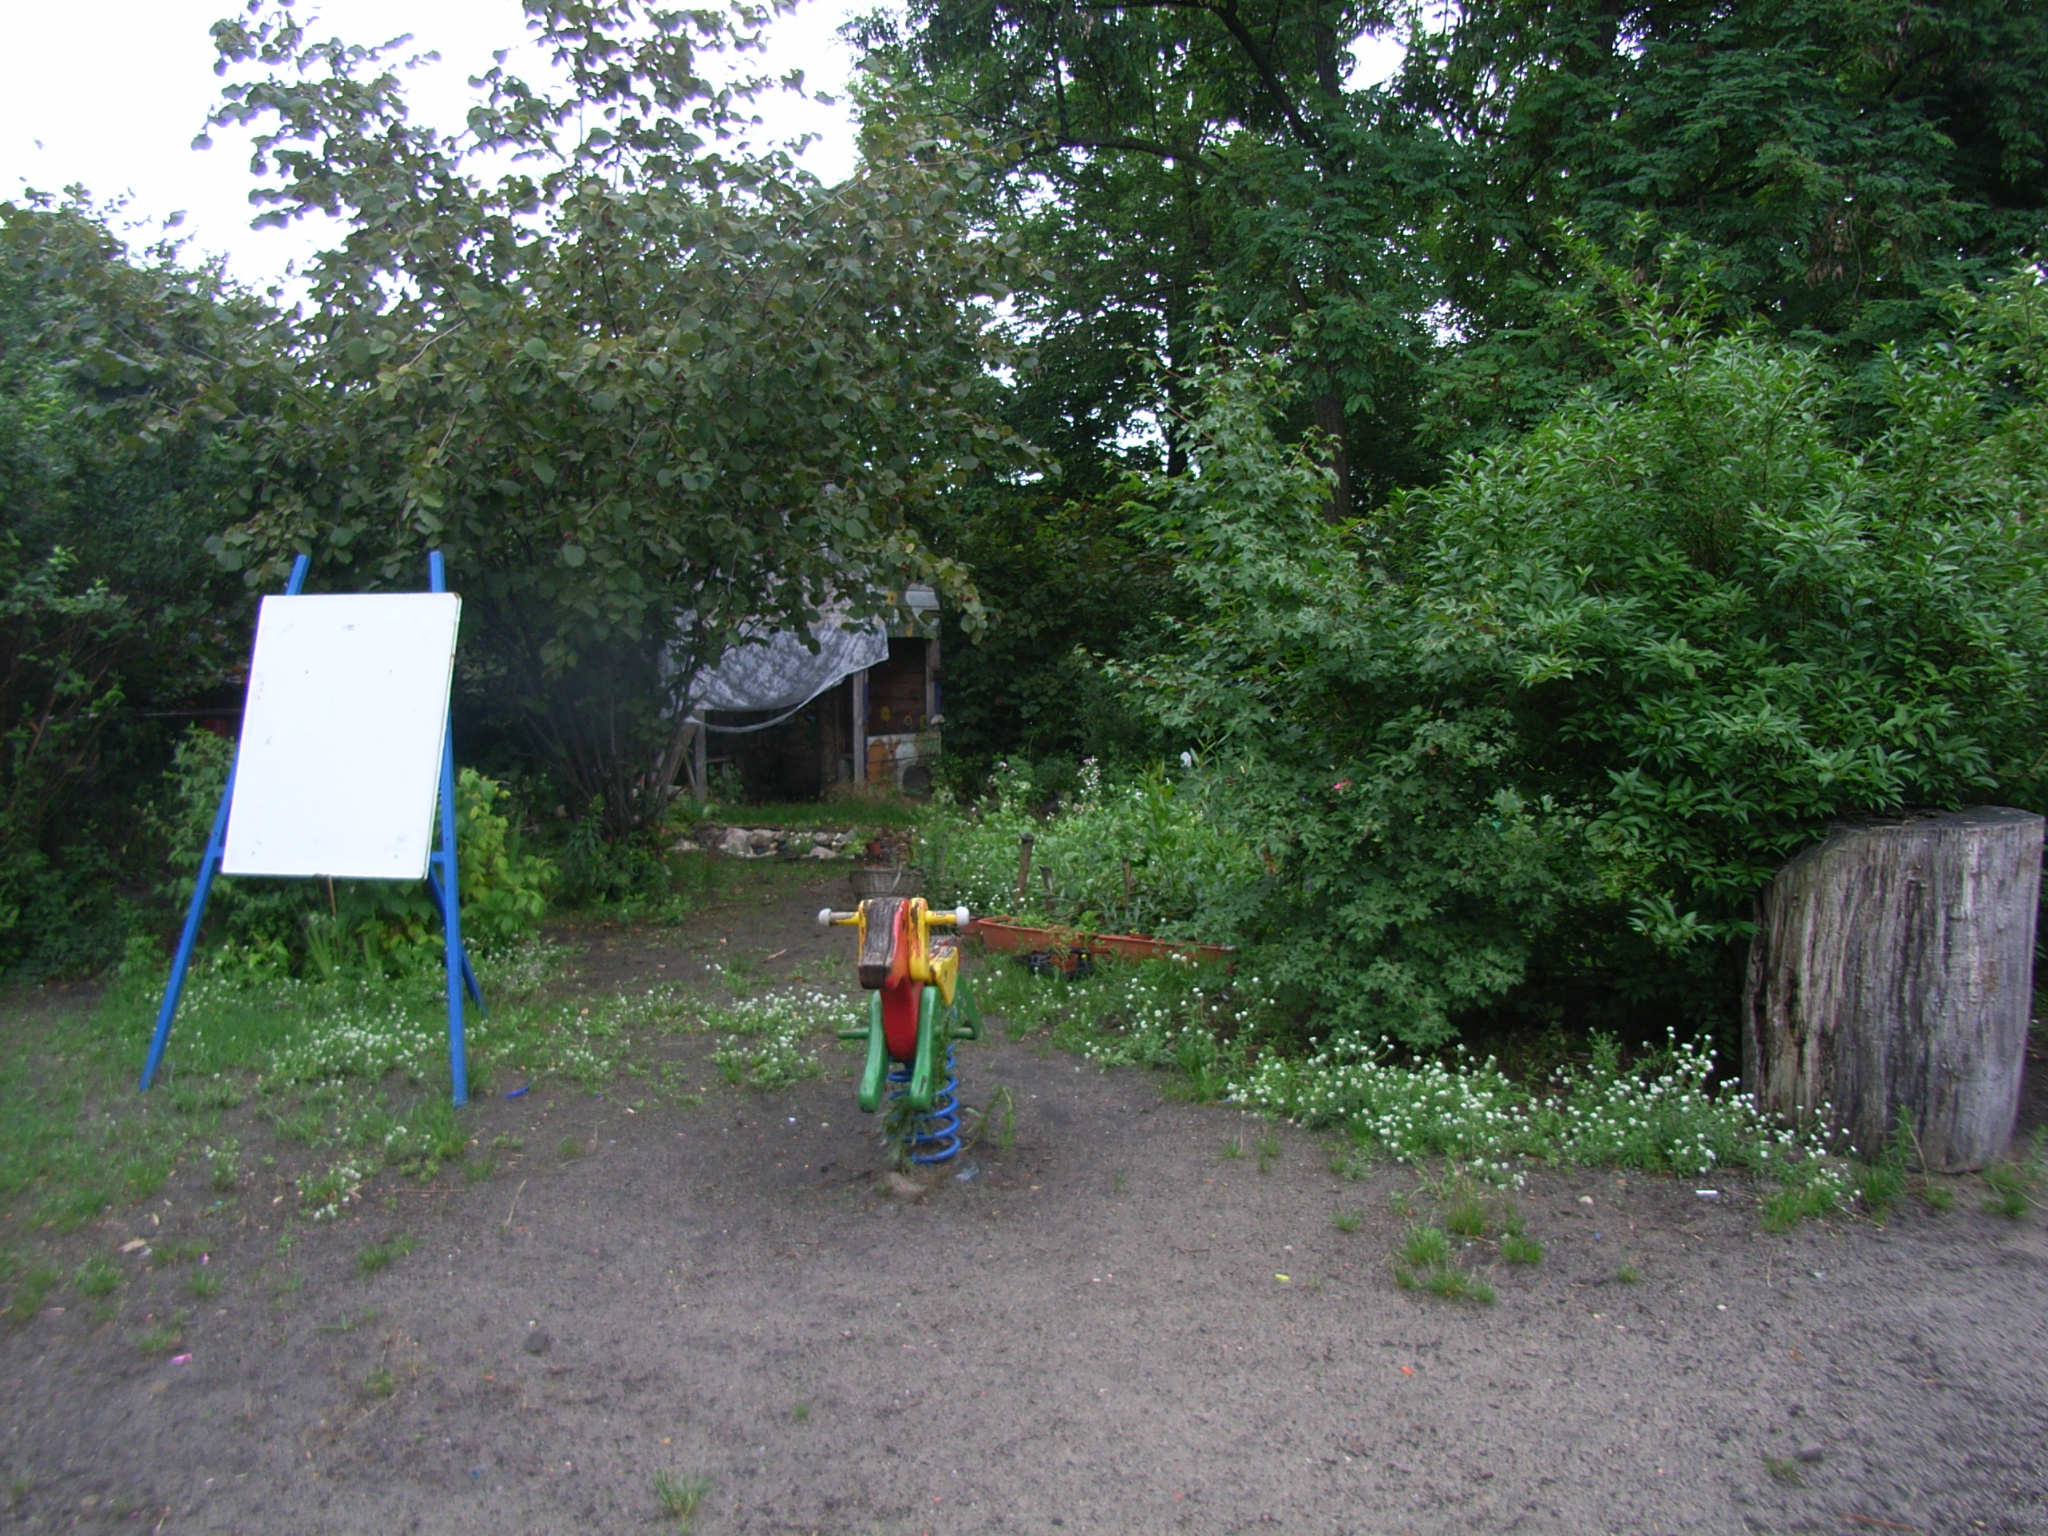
[[4, 870, 2046, 1535]]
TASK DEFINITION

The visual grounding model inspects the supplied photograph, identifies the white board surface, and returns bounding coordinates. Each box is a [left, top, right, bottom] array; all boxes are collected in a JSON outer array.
[[222, 593, 462, 880]]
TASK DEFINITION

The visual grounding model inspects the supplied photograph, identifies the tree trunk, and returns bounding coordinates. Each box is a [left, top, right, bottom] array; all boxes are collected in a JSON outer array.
[[1742, 807, 2042, 1171]]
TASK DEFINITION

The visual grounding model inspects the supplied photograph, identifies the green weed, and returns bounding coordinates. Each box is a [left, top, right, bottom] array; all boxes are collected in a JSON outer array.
[[1254, 1134, 1280, 1174], [357, 1234, 417, 1276], [1442, 1191, 1489, 1238], [1333, 1209, 1364, 1234], [133, 1311, 187, 1354], [151, 1239, 205, 1268], [1398, 1225, 1450, 1269], [1500, 1232, 1543, 1266], [73, 1257, 122, 1298], [1982, 1134, 2042, 1219], [4, 1266, 60, 1323], [188, 1270, 221, 1299], [1616, 1262, 1641, 1284], [653, 1470, 712, 1529], [1762, 1455, 1804, 1487], [207, 1139, 241, 1192]]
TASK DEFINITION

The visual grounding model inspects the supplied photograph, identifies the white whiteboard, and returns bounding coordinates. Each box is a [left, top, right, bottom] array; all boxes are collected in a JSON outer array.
[[222, 593, 462, 879]]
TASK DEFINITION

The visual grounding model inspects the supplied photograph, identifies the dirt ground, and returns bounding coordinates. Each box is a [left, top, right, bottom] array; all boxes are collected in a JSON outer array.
[[4, 870, 2047, 1535]]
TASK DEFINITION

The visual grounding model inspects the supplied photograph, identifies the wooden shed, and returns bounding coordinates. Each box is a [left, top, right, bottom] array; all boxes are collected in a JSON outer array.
[[683, 586, 942, 801]]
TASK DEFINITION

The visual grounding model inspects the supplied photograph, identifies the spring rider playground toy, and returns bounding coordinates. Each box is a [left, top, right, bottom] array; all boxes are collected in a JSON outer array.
[[818, 896, 982, 1163]]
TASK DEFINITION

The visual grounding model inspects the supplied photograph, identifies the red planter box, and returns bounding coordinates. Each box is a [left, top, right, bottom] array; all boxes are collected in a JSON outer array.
[[965, 916, 1235, 970]]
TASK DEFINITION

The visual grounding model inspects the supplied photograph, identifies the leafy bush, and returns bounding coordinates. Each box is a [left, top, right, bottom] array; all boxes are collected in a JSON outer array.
[[0, 540, 140, 975], [151, 728, 555, 970], [920, 758, 1261, 937], [1126, 267, 2048, 1049]]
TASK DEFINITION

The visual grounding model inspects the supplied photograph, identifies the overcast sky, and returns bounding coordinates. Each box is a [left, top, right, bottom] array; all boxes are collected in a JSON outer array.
[[0, 1, 1402, 297]]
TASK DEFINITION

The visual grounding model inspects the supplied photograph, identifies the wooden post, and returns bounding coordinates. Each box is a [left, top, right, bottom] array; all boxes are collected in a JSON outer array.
[[1743, 806, 2042, 1171], [1016, 833, 1034, 906], [850, 669, 868, 784]]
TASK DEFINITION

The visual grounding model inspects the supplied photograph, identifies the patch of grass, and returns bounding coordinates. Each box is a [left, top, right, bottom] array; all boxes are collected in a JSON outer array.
[[73, 1257, 122, 1298], [702, 991, 831, 1092], [357, 1234, 417, 1276], [653, 1470, 712, 1528], [1616, 1262, 1641, 1284], [1424, 1266, 1494, 1304], [490, 1133, 523, 1152], [188, 1270, 222, 1300], [1982, 1135, 2042, 1220], [363, 1368, 396, 1399], [151, 1238, 206, 1268], [1397, 1225, 1450, 1270], [170, 1079, 243, 1115], [1762, 1454, 1804, 1487], [1220, 1137, 1243, 1161], [792, 1401, 809, 1422], [1858, 1112, 1915, 1222], [1499, 1232, 1543, 1266], [268, 1104, 326, 1146], [465, 1157, 496, 1183], [1923, 1182, 1955, 1213], [1333, 1209, 1364, 1234], [558, 1137, 586, 1161], [1761, 1162, 1846, 1232], [122, 1157, 171, 1201], [133, 1311, 187, 1354], [1442, 1191, 1489, 1238], [1253, 1134, 1280, 1174], [4, 1265, 61, 1323], [207, 1139, 241, 1193]]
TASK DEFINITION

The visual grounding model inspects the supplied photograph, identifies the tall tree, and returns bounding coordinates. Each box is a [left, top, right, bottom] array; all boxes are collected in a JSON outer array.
[[207, 0, 1027, 834], [1405, 0, 2048, 442], [852, 0, 1445, 510]]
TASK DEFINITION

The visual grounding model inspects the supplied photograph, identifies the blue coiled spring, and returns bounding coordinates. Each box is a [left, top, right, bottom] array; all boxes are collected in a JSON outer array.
[[887, 1044, 961, 1164]]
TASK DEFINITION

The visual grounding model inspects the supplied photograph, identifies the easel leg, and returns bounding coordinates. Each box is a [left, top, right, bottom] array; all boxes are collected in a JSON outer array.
[[140, 764, 235, 1092], [429, 551, 469, 1108]]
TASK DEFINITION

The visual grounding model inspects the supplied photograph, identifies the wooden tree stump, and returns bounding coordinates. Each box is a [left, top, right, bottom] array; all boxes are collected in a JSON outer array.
[[1742, 807, 2042, 1171]]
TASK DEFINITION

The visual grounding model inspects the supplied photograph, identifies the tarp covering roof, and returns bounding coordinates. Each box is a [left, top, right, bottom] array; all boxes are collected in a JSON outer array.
[[686, 613, 888, 725], [678, 585, 937, 733]]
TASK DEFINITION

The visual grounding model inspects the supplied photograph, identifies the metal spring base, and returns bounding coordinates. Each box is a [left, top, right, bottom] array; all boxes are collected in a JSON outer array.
[[888, 1045, 961, 1164]]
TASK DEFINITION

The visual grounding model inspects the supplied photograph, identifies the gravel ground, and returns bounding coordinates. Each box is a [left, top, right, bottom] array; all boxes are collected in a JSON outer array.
[[3, 872, 2044, 1535]]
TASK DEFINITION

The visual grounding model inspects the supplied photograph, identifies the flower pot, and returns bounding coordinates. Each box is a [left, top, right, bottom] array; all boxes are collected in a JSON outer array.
[[965, 915, 1235, 970]]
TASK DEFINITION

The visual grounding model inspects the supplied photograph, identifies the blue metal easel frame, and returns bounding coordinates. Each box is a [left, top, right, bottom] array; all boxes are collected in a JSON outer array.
[[139, 551, 483, 1106]]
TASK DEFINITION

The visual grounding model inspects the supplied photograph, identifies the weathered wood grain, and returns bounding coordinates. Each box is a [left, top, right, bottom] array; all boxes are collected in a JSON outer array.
[[1742, 807, 2041, 1171]]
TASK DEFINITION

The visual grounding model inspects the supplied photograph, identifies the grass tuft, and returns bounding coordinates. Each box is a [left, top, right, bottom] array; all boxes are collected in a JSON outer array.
[[357, 1234, 417, 1277], [1499, 1232, 1543, 1266], [653, 1470, 712, 1529]]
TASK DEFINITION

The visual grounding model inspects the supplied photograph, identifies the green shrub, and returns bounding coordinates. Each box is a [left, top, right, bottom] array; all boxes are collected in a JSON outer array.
[[920, 759, 1261, 938], [151, 730, 554, 970], [1126, 267, 2048, 1049]]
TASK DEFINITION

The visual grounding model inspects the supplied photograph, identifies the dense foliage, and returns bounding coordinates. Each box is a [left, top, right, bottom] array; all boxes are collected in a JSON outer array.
[[205, 1, 1026, 837], [1124, 265, 2048, 1047], [152, 729, 555, 971], [0, 200, 276, 975]]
